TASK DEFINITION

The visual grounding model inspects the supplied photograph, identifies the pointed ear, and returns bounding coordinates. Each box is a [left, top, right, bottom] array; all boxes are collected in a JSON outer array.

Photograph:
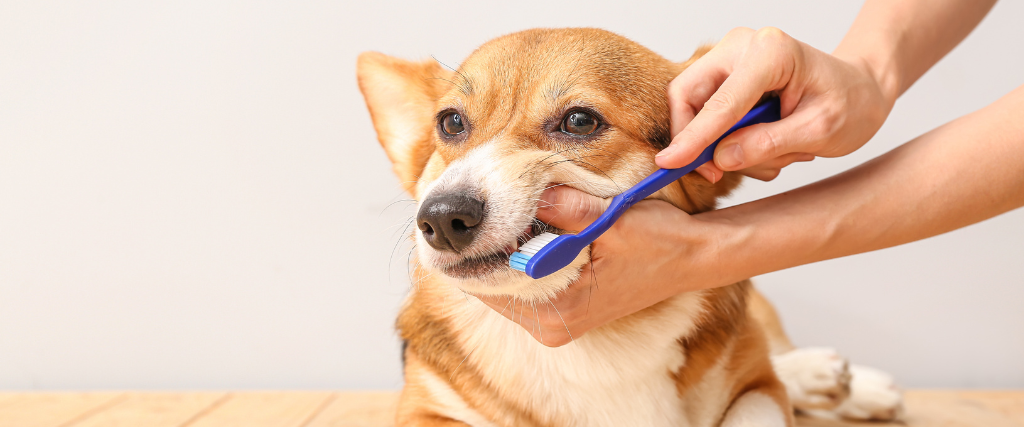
[[357, 52, 452, 196], [681, 44, 713, 68]]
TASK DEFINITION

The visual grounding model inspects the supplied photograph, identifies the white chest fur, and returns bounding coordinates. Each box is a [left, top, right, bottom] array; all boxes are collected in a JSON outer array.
[[430, 291, 709, 427]]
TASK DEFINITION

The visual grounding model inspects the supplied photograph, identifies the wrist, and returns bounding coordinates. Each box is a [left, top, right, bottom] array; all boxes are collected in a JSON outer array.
[[832, 27, 902, 110], [842, 53, 900, 109], [683, 210, 760, 290]]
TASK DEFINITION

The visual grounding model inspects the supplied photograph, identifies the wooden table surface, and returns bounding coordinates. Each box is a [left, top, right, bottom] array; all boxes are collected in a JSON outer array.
[[0, 390, 1020, 427]]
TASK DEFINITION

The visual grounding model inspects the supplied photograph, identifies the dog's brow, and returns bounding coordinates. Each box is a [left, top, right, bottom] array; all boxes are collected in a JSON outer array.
[[432, 55, 475, 96], [456, 77, 474, 96], [546, 81, 571, 101]]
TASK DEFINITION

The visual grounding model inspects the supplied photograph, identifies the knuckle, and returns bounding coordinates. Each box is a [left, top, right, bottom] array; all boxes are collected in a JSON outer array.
[[752, 127, 782, 158], [541, 331, 572, 348], [668, 73, 688, 92], [724, 27, 755, 40], [571, 195, 600, 221], [746, 168, 781, 182], [703, 90, 738, 114], [674, 127, 704, 148], [761, 169, 781, 181], [805, 113, 842, 152], [753, 26, 788, 45]]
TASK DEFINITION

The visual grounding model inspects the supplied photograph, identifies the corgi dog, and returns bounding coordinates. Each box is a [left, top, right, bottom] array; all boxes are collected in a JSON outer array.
[[357, 28, 902, 427]]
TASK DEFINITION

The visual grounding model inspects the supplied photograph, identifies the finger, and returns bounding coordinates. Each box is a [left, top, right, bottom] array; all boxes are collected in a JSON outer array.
[[667, 27, 755, 139], [695, 163, 723, 184], [712, 107, 824, 171], [476, 295, 519, 321], [746, 152, 815, 171], [659, 28, 799, 170], [477, 294, 544, 334], [741, 167, 782, 182], [738, 153, 814, 181], [536, 186, 610, 232]]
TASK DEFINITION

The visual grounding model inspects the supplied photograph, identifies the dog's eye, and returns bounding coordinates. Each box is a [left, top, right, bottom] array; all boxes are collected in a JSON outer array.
[[440, 113, 465, 136], [561, 111, 598, 136]]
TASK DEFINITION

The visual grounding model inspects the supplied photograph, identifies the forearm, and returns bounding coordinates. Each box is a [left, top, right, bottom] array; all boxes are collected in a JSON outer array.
[[709, 84, 1024, 283], [834, 0, 996, 103]]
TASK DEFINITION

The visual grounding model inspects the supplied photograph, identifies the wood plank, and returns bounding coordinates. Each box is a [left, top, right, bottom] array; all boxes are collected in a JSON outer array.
[[0, 392, 124, 427], [0, 390, 1017, 426], [66, 392, 226, 427], [300, 390, 1024, 427], [304, 392, 399, 427], [901, 390, 1024, 427], [183, 391, 333, 427], [947, 390, 1024, 425]]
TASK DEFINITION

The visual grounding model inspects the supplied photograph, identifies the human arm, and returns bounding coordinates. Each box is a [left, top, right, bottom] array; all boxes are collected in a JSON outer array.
[[657, 0, 997, 182], [480, 84, 1024, 346], [708, 84, 1024, 283]]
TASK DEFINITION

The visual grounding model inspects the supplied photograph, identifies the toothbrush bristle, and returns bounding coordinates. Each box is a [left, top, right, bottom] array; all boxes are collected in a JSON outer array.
[[509, 232, 559, 272], [517, 232, 558, 255]]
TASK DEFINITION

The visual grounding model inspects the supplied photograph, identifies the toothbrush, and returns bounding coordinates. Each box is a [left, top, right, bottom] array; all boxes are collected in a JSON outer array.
[[510, 97, 782, 279]]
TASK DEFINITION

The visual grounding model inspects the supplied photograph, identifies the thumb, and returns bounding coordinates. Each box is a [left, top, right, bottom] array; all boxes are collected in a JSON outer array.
[[712, 109, 818, 171], [536, 186, 610, 233]]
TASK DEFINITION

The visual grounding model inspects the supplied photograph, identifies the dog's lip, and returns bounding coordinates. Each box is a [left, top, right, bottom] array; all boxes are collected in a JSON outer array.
[[429, 218, 564, 279], [440, 250, 513, 279]]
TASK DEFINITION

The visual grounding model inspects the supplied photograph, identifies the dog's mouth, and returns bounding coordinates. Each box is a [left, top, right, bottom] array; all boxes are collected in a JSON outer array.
[[438, 220, 561, 280]]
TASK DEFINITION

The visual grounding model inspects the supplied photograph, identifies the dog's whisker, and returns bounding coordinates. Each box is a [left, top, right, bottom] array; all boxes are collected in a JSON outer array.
[[449, 345, 475, 382], [388, 218, 417, 288], [547, 299, 574, 345], [379, 198, 418, 217], [497, 297, 514, 318], [534, 303, 543, 345], [517, 145, 610, 179]]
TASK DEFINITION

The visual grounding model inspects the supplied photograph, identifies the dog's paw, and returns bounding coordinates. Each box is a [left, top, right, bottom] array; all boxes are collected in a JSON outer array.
[[772, 347, 852, 411], [832, 364, 904, 421]]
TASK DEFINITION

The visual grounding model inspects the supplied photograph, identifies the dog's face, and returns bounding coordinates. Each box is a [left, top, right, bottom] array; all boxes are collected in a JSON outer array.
[[359, 28, 737, 300]]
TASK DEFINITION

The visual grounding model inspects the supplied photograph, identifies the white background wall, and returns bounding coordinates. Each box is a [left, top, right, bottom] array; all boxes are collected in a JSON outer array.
[[1, 0, 1021, 390]]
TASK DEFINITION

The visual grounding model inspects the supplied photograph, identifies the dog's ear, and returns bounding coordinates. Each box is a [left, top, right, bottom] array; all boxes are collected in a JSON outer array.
[[357, 52, 452, 196], [681, 44, 714, 68]]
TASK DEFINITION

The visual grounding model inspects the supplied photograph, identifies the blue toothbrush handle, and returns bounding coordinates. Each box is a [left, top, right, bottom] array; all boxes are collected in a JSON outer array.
[[575, 97, 782, 242]]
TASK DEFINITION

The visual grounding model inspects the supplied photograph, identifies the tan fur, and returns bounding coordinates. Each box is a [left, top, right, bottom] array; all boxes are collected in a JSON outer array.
[[359, 28, 795, 426], [748, 288, 797, 356]]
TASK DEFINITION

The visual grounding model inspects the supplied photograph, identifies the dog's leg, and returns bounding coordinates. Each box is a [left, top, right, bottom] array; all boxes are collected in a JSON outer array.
[[395, 381, 472, 427], [748, 288, 854, 411], [748, 287, 902, 420], [719, 387, 793, 427], [771, 347, 852, 411], [830, 364, 904, 421], [395, 352, 486, 427], [747, 288, 796, 356]]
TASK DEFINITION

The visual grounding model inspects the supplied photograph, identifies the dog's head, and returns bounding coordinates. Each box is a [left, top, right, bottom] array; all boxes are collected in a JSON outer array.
[[358, 28, 739, 300]]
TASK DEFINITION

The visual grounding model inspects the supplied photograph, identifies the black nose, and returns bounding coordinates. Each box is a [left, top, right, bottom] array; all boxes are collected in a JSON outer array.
[[417, 193, 485, 253]]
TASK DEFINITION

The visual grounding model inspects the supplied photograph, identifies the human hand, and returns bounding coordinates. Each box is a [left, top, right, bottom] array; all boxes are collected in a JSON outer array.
[[658, 27, 896, 182], [477, 186, 734, 347]]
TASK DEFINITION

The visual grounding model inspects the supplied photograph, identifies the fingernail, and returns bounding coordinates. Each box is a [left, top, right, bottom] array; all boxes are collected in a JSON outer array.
[[717, 145, 743, 169], [656, 144, 676, 158]]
